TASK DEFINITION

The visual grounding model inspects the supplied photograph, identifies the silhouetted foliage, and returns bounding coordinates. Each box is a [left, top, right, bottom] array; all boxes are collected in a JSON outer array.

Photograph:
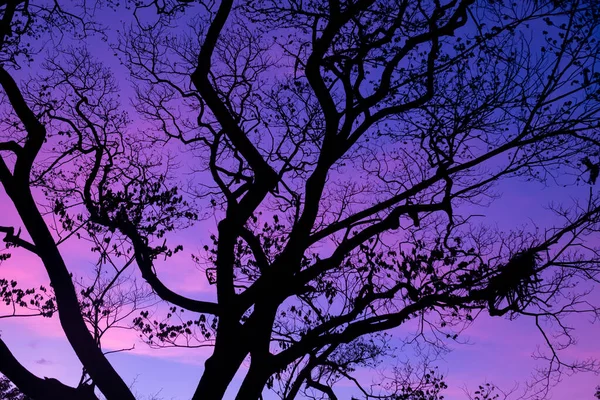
[[0, 0, 599, 399], [0, 375, 31, 400], [465, 382, 512, 400]]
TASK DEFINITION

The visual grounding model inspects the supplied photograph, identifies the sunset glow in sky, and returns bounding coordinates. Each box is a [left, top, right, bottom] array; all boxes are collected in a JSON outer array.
[[2, 163, 598, 399], [1, 1, 600, 399]]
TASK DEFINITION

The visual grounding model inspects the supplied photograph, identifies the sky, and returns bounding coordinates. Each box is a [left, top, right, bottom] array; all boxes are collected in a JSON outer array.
[[0, 1, 600, 400], [2, 168, 599, 400]]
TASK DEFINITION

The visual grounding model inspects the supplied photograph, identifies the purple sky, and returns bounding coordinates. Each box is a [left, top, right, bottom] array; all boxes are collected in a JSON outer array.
[[2, 177, 599, 399], [1, 2, 600, 400]]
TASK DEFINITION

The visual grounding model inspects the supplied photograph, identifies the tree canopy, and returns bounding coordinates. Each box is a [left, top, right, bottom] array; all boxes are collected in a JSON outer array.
[[0, 0, 599, 399]]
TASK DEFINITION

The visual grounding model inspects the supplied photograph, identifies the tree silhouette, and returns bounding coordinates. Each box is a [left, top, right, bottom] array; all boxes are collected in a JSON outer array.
[[0, 375, 31, 400], [0, 0, 600, 399]]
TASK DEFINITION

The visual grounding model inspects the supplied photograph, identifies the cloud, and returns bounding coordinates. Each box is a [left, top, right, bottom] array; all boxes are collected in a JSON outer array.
[[35, 358, 53, 365]]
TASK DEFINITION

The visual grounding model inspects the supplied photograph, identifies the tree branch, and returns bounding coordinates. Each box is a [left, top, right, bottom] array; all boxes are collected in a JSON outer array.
[[0, 226, 38, 255], [0, 338, 97, 400]]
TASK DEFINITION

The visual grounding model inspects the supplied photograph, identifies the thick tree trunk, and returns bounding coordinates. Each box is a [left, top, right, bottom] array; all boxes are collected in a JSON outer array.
[[234, 361, 272, 400], [192, 338, 248, 400], [234, 302, 278, 400]]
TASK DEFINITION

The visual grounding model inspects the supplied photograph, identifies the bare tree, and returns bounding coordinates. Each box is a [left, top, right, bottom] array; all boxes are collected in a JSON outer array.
[[0, 0, 600, 399]]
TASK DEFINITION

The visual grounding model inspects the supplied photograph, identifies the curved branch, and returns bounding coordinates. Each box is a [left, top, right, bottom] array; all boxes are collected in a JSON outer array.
[[0, 226, 37, 255], [0, 338, 97, 400], [0, 67, 135, 399]]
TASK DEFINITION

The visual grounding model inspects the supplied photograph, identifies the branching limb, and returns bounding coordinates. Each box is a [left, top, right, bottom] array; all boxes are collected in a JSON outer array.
[[0, 338, 97, 400], [0, 226, 37, 255]]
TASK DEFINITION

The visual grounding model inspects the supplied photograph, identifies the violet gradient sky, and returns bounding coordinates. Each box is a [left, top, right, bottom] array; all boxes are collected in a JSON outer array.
[[0, 2, 599, 400], [2, 179, 599, 399]]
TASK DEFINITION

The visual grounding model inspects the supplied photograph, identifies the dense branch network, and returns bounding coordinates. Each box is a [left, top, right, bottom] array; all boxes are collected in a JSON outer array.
[[0, 0, 599, 399]]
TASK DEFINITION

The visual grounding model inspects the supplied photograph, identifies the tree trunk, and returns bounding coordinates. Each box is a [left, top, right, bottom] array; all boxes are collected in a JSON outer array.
[[234, 302, 278, 399], [234, 361, 272, 400], [192, 338, 248, 400]]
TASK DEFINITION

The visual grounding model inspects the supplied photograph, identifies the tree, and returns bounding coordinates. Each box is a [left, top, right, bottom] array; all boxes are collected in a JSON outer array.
[[0, 375, 31, 400], [0, 0, 600, 399]]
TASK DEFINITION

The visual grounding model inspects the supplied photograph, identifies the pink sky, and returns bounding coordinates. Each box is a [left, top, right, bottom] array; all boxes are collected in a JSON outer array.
[[1, 3, 600, 400], [2, 178, 599, 399]]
